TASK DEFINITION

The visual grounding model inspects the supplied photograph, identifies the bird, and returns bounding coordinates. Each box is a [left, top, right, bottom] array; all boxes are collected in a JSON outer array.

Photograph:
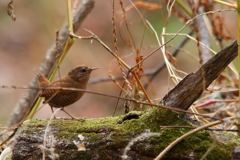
[[37, 65, 99, 119]]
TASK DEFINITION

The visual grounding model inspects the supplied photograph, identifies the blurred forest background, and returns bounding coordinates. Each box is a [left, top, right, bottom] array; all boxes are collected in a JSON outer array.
[[0, 0, 237, 124]]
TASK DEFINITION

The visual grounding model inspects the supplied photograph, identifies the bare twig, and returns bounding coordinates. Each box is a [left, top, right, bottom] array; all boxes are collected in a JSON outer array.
[[111, 0, 133, 116], [1, 85, 223, 121], [160, 125, 240, 132]]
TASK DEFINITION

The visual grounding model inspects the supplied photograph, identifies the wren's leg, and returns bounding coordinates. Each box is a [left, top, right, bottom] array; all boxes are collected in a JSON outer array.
[[50, 107, 58, 119], [60, 108, 83, 120]]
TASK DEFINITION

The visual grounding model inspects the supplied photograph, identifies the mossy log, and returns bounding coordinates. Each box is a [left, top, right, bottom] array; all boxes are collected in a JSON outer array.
[[10, 108, 240, 160]]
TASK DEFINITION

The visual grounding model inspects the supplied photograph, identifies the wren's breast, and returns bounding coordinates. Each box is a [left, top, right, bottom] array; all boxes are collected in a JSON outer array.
[[48, 91, 85, 108]]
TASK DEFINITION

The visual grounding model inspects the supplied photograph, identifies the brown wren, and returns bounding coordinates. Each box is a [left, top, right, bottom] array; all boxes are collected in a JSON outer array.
[[37, 65, 99, 119]]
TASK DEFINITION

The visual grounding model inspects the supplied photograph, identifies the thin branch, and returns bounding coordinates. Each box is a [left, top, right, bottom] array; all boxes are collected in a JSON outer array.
[[160, 125, 240, 132], [0, 85, 224, 121]]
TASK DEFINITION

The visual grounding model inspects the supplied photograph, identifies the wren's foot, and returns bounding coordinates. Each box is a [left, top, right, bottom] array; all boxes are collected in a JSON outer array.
[[47, 115, 66, 120], [53, 116, 84, 120], [60, 108, 83, 120]]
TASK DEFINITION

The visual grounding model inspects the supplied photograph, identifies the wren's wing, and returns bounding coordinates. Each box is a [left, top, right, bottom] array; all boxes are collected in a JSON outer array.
[[40, 80, 80, 104]]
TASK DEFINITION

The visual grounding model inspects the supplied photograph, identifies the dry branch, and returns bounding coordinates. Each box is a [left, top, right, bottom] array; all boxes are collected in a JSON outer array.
[[161, 40, 238, 110]]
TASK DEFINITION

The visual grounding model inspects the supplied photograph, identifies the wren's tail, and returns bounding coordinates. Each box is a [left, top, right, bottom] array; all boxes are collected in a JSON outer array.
[[37, 72, 50, 87]]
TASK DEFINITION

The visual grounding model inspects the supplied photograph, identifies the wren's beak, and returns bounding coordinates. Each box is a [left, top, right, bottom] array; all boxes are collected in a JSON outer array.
[[91, 67, 99, 71]]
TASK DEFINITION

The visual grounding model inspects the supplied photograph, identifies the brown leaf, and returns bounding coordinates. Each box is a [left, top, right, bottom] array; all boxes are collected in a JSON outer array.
[[124, 1, 161, 12], [166, 51, 178, 67]]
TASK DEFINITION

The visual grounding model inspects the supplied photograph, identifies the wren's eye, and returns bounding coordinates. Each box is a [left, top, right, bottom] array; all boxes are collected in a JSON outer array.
[[81, 69, 87, 72]]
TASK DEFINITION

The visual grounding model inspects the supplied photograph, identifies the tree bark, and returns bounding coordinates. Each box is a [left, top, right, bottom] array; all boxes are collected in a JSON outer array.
[[161, 40, 238, 110], [10, 108, 240, 160]]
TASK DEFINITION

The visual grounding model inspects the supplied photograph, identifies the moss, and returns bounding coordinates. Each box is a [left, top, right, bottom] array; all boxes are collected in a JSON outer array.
[[16, 107, 240, 159], [141, 107, 191, 132], [116, 119, 146, 134]]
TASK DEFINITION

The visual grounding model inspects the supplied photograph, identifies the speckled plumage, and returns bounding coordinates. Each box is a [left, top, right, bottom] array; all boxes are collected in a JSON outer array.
[[37, 65, 98, 117]]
